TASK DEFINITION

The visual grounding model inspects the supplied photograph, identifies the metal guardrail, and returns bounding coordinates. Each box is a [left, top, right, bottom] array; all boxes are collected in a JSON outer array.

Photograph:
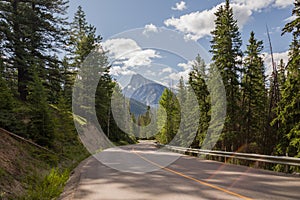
[[157, 144, 300, 167]]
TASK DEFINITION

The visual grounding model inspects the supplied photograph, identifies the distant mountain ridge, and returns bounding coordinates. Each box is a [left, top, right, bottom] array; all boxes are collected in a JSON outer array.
[[123, 74, 167, 115], [123, 74, 153, 98], [130, 82, 166, 106]]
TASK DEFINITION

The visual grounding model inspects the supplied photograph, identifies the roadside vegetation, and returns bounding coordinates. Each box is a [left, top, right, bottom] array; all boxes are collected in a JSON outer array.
[[0, 2, 135, 199], [0, 0, 299, 198], [155, 0, 300, 173]]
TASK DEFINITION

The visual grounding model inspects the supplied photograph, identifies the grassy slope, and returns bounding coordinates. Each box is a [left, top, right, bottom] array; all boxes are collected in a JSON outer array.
[[0, 129, 89, 200]]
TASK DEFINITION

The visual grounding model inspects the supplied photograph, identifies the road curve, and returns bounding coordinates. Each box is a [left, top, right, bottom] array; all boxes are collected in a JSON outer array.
[[63, 141, 300, 200]]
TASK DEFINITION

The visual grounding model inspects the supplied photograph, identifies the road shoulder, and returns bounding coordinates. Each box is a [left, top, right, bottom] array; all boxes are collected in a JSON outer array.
[[58, 156, 94, 200]]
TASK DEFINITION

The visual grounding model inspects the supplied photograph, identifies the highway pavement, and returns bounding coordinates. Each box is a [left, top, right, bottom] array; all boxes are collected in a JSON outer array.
[[69, 141, 300, 200]]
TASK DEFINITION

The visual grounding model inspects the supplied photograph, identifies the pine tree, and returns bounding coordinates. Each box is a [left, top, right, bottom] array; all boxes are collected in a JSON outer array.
[[156, 88, 180, 144], [62, 5, 102, 105], [203, 64, 227, 150], [95, 52, 113, 136], [0, 74, 15, 130], [210, 0, 243, 151], [68, 6, 113, 139], [46, 56, 63, 104], [52, 94, 78, 153], [61, 56, 75, 106], [176, 79, 201, 148], [136, 106, 151, 139], [273, 0, 300, 157], [28, 72, 54, 147], [189, 56, 210, 148], [175, 77, 188, 146], [69, 6, 102, 69], [0, 0, 69, 101], [241, 32, 268, 153], [278, 59, 286, 92], [177, 77, 187, 105]]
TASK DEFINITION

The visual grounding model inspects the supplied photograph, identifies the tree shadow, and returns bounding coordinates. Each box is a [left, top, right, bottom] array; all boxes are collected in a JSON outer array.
[[73, 143, 300, 200]]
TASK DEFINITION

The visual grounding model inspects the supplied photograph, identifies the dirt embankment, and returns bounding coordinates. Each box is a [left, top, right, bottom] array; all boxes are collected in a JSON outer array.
[[0, 130, 24, 198], [0, 130, 49, 199]]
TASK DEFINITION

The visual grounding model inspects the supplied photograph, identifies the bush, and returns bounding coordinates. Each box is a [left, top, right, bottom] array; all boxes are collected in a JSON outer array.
[[25, 168, 69, 200]]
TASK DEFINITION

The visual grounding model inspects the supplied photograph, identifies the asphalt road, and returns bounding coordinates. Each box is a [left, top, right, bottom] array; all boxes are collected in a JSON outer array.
[[69, 141, 300, 200]]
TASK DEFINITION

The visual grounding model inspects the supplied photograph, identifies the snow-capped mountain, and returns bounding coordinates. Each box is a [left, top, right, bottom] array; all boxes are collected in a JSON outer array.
[[123, 74, 166, 107]]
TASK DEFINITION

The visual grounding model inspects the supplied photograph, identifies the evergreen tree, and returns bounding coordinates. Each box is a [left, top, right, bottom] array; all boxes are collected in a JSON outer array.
[[95, 52, 114, 137], [175, 77, 189, 146], [177, 77, 187, 105], [61, 56, 76, 106], [68, 7, 134, 144], [69, 6, 102, 69], [176, 80, 201, 148], [68, 6, 113, 140], [52, 94, 78, 153], [156, 88, 180, 144], [278, 59, 286, 92], [28, 72, 54, 147], [63, 5, 103, 105], [136, 106, 151, 139], [0, 0, 68, 101], [0, 74, 15, 130], [189, 56, 210, 148], [204, 64, 227, 150], [241, 32, 268, 153], [273, 0, 300, 157], [46, 56, 63, 104], [210, 0, 243, 151]]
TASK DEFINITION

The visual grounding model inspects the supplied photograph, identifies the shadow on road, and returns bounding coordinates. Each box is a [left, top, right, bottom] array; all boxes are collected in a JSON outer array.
[[72, 142, 300, 200]]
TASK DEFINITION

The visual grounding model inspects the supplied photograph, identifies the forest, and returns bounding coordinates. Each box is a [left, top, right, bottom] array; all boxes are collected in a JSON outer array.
[[0, 0, 300, 199], [0, 0, 299, 158], [0, 1, 299, 197], [0, 1, 135, 198], [155, 0, 300, 163], [0, 1, 135, 148]]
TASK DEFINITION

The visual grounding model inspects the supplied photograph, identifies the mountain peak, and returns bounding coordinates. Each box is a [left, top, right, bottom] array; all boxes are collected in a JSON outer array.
[[130, 74, 153, 85], [122, 74, 166, 108]]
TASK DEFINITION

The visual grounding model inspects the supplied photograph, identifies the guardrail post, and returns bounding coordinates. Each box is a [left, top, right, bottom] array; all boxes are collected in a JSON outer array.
[[284, 153, 289, 173], [158, 144, 300, 171], [284, 165, 289, 173]]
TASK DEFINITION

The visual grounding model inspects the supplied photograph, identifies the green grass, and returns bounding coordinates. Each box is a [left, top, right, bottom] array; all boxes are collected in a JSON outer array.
[[23, 168, 69, 200]]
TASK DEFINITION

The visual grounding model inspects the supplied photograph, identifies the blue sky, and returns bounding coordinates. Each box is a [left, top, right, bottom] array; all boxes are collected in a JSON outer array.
[[68, 0, 295, 87]]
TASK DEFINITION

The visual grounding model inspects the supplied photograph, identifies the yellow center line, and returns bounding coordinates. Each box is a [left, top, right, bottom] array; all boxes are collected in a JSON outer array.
[[132, 149, 252, 200]]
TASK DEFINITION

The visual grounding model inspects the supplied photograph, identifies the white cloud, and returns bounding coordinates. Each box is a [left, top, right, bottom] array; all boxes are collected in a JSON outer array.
[[143, 24, 158, 35], [158, 67, 173, 76], [165, 6, 219, 41], [123, 49, 160, 67], [231, 4, 253, 27], [103, 38, 141, 59], [166, 60, 195, 82], [110, 65, 137, 76], [162, 67, 173, 73], [164, 0, 292, 41], [232, 0, 273, 11], [172, 1, 187, 11], [263, 51, 289, 76], [103, 38, 160, 69], [169, 70, 190, 81], [274, 0, 294, 8], [103, 38, 161, 79], [178, 61, 194, 71]]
